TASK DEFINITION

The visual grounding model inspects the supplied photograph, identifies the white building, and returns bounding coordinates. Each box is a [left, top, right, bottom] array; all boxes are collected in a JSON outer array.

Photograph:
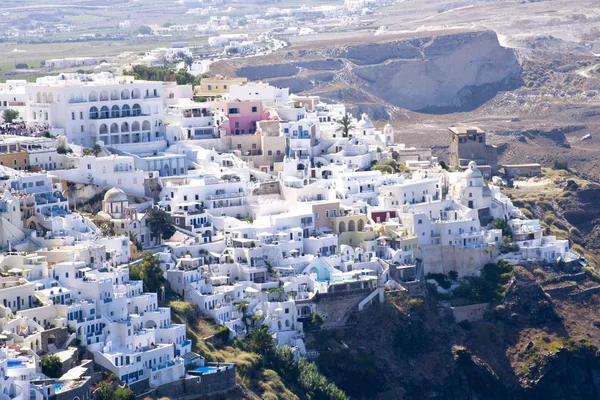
[[25, 73, 166, 149]]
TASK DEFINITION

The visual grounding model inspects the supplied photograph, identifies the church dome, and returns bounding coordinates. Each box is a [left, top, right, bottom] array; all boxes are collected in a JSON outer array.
[[356, 113, 374, 130], [104, 187, 127, 203], [465, 161, 482, 178]]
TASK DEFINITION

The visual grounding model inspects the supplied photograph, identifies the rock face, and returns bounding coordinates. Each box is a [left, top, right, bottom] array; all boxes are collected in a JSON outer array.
[[221, 30, 521, 114], [345, 31, 521, 112]]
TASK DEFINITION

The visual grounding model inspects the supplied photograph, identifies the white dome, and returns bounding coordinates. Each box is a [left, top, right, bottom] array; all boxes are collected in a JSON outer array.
[[356, 113, 374, 129], [104, 187, 127, 203], [465, 161, 482, 178]]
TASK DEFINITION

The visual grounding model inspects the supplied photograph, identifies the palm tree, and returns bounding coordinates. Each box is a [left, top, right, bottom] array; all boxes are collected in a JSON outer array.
[[248, 325, 273, 355], [336, 115, 355, 138], [92, 144, 102, 156], [127, 231, 142, 251]]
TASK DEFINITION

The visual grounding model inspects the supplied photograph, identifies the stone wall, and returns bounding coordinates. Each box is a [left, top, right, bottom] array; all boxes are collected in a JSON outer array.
[[502, 164, 542, 178], [543, 284, 577, 297], [421, 245, 498, 278], [315, 288, 373, 328], [40, 327, 69, 354], [151, 367, 236, 399]]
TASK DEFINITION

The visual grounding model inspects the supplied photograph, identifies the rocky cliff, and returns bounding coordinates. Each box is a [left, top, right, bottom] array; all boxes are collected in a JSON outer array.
[[308, 266, 600, 400], [215, 30, 521, 114]]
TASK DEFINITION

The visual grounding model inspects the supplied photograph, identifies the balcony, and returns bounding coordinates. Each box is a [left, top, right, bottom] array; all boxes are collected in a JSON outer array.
[[208, 192, 245, 201]]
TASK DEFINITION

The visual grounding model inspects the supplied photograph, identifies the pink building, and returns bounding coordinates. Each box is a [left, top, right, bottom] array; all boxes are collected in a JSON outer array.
[[215, 100, 266, 135]]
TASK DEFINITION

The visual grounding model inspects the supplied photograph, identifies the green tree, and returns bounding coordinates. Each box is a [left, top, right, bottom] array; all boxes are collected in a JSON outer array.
[[183, 55, 193, 68], [298, 358, 348, 400], [136, 25, 152, 35], [113, 386, 135, 400], [247, 325, 273, 355], [94, 382, 114, 400], [2, 109, 19, 124], [268, 346, 297, 382], [175, 70, 198, 85], [40, 354, 62, 378], [146, 208, 176, 244], [127, 231, 142, 251], [136, 251, 165, 293], [553, 158, 569, 171], [493, 218, 513, 238], [92, 144, 102, 156], [311, 312, 324, 328], [335, 115, 355, 138]]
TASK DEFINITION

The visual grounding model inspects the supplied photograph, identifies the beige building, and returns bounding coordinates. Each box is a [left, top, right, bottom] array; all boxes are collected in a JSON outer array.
[[0, 143, 29, 170], [195, 76, 248, 98], [311, 201, 341, 231]]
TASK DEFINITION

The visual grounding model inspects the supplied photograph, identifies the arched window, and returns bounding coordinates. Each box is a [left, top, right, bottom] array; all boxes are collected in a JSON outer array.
[[121, 89, 130, 100], [348, 220, 356, 232], [358, 219, 365, 232], [339, 221, 346, 233], [89, 124, 97, 134], [132, 104, 142, 117], [142, 121, 151, 131], [121, 122, 130, 132], [121, 104, 131, 117], [100, 106, 110, 119], [99, 124, 108, 134], [89, 106, 98, 119], [89, 91, 98, 102], [132, 88, 141, 99], [110, 123, 119, 134], [100, 90, 109, 101], [110, 90, 120, 100], [111, 105, 120, 118], [132, 121, 140, 132]]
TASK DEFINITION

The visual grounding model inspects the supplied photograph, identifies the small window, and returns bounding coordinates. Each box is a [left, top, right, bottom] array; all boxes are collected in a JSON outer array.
[[252, 106, 257, 112]]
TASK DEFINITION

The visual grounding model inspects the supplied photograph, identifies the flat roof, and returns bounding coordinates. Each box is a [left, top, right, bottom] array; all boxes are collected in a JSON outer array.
[[449, 126, 485, 135]]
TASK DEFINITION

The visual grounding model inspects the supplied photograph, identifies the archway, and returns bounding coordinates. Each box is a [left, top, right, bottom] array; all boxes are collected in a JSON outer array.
[[348, 220, 356, 232], [339, 221, 346, 233]]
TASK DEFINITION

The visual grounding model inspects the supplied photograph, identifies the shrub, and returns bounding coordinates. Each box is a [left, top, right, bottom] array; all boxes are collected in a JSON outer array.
[[553, 158, 569, 171], [40, 354, 62, 378], [426, 273, 452, 290]]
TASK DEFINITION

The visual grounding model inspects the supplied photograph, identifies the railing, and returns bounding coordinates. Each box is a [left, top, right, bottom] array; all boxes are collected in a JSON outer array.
[[208, 192, 245, 200]]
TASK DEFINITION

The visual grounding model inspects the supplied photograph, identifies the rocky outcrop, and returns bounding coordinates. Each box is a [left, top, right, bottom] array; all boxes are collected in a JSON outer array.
[[220, 30, 521, 114]]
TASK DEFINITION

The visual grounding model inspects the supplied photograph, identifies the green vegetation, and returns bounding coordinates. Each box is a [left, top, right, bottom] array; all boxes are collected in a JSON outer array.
[[426, 273, 452, 290], [56, 146, 72, 155], [452, 261, 513, 304], [83, 144, 102, 157], [521, 336, 596, 376], [335, 115, 354, 138], [2, 109, 19, 123], [40, 354, 62, 378], [125, 65, 198, 85], [247, 325, 274, 355], [146, 207, 176, 244], [94, 381, 135, 400], [265, 346, 348, 400], [552, 158, 569, 171], [128, 251, 166, 293], [368, 159, 409, 175]]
